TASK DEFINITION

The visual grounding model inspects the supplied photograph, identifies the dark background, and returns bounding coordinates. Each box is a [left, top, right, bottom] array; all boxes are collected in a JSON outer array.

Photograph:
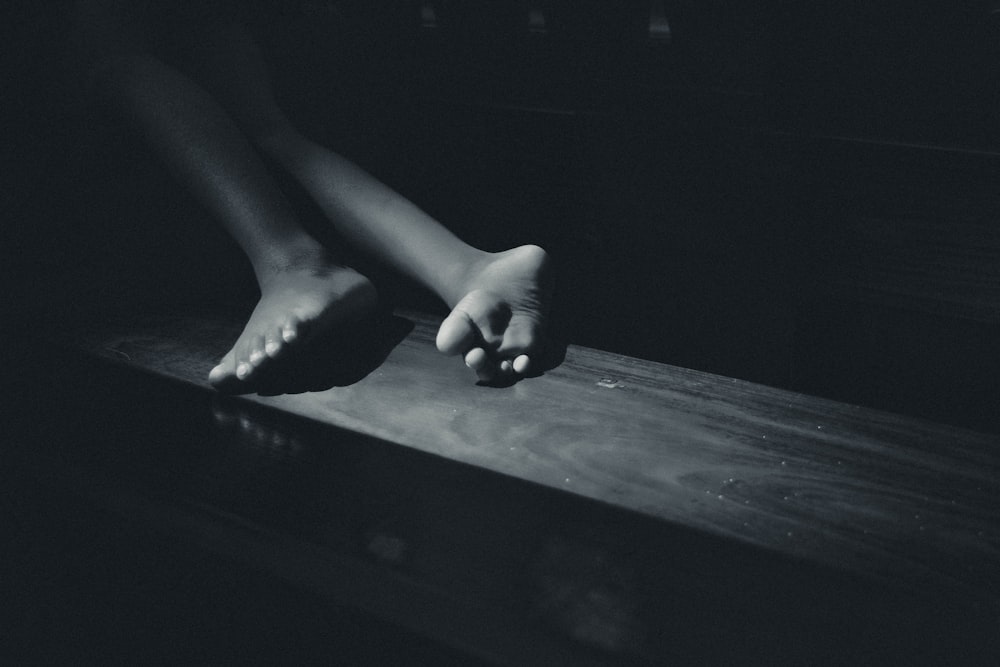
[[5, 1, 1000, 429], [5, 2, 1000, 663]]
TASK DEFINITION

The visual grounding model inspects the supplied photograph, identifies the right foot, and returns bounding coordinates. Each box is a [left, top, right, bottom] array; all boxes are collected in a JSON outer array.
[[208, 252, 376, 391], [435, 244, 552, 381]]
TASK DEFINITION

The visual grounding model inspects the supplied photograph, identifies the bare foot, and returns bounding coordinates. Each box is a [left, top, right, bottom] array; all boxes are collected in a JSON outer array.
[[209, 251, 376, 391], [435, 244, 552, 381]]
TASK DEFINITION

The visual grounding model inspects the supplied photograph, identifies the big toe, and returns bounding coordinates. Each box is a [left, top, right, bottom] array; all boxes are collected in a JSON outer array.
[[209, 352, 239, 388], [436, 310, 477, 355]]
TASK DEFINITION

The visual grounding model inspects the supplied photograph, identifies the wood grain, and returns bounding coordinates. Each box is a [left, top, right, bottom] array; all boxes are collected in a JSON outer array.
[[59, 308, 1000, 613]]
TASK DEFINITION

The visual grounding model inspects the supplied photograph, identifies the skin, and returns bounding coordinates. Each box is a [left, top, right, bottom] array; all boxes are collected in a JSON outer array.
[[77, 7, 552, 389]]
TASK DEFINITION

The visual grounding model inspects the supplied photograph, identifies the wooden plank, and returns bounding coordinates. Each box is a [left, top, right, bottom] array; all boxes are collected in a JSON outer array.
[[58, 307, 1000, 613]]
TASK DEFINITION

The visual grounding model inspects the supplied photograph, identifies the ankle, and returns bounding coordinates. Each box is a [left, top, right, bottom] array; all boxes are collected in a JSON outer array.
[[437, 248, 494, 308], [252, 241, 336, 284]]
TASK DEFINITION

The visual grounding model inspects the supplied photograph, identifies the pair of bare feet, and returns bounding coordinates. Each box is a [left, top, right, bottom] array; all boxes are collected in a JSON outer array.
[[208, 243, 552, 390]]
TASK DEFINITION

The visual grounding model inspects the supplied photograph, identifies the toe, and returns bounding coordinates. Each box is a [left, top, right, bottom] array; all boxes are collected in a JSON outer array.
[[209, 352, 237, 385], [437, 290, 508, 355], [235, 360, 253, 380], [264, 331, 283, 358], [464, 347, 499, 382], [437, 310, 479, 356], [235, 337, 259, 380], [248, 335, 268, 367], [464, 347, 490, 371], [281, 317, 300, 344], [497, 313, 542, 360], [512, 354, 531, 375]]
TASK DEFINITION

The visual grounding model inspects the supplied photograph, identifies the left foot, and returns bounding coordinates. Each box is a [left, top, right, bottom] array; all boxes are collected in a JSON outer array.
[[435, 244, 552, 381], [208, 251, 377, 392]]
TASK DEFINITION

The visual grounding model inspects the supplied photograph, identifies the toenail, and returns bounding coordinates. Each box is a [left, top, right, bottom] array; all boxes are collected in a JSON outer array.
[[500, 360, 513, 374], [265, 341, 281, 356], [250, 350, 265, 365], [282, 328, 297, 342], [236, 362, 251, 379]]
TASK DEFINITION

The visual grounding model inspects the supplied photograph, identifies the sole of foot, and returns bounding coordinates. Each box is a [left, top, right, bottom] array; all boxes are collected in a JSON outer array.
[[435, 244, 552, 382]]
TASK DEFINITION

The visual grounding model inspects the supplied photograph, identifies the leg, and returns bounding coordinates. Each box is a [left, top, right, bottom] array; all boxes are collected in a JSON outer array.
[[194, 23, 553, 380], [76, 13, 375, 389]]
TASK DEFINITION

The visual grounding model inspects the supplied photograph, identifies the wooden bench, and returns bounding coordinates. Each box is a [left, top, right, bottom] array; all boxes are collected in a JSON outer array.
[[11, 308, 1000, 665]]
